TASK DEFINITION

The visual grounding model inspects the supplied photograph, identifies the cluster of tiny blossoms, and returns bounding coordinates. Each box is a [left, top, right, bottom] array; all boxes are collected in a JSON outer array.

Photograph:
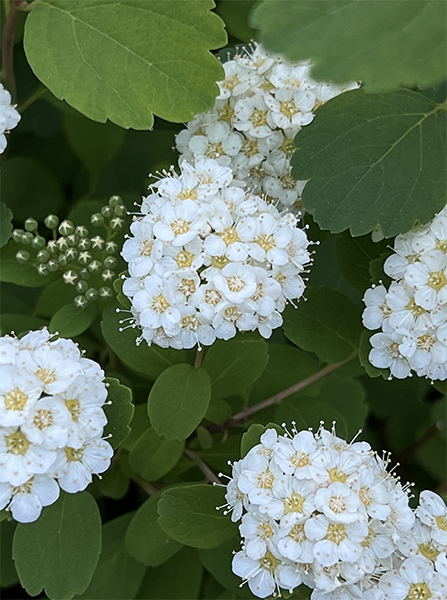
[[222, 425, 447, 599], [176, 44, 358, 213], [363, 205, 447, 380], [120, 158, 311, 349], [0, 329, 113, 523], [0, 83, 20, 154]]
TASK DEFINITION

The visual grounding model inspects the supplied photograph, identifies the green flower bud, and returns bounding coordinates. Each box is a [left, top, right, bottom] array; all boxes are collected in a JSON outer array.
[[56, 237, 68, 251], [101, 269, 116, 282], [37, 249, 50, 263], [99, 286, 113, 299], [37, 264, 49, 276], [101, 205, 114, 218], [25, 218, 38, 232], [21, 232, 34, 245], [110, 217, 124, 231], [16, 250, 30, 263], [79, 267, 91, 280], [78, 238, 91, 251], [44, 215, 59, 229], [58, 254, 68, 267], [90, 213, 105, 227], [105, 241, 118, 255], [75, 225, 89, 238], [76, 280, 89, 293], [65, 247, 79, 261], [63, 270, 79, 285], [109, 195, 122, 207], [47, 240, 58, 254], [104, 256, 118, 269], [12, 229, 25, 243], [58, 220, 75, 236], [32, 236, 46, 250], [78, 251, 92, 265], [47, 259, 60, 272], [74, 295, 88, 309], [90, 235, 105, 250], [88, 259, 102, 273], [85, 287, 99, 301], [66, 234, 79, 247], [114, 204, 127, 217]]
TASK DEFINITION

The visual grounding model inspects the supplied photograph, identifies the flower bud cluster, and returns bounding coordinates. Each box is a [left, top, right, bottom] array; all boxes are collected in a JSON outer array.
[[0, 329, 113, 523], [0, 83, 20, 154], [223, 425, 431, 599], [176, 44, 358, 213], [120, 158, 312, 349], [363, 205, 447, 380], [12, 196, 128, 308]]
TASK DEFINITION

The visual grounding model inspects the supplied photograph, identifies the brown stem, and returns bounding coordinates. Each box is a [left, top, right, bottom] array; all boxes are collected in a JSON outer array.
[[134, 479, 158, 496], [1, 0, 28, 102], [184, 447, 221, 484], [215, 351, 358, 430], [194, 347, 204, 368]]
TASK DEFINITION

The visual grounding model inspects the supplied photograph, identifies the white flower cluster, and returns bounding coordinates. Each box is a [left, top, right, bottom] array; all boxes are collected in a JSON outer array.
[[222, 425, 447, 599], [176, 44, 358, 212], [363, 206, 447, 380], [0, 83, 20, 154], [0, 329, 113, 523], [120, 158, 311, 349]]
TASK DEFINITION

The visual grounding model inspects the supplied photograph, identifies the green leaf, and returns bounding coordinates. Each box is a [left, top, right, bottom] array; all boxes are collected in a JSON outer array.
[[101, 303, 192, 380], [241, 422, 284, 457], [67, 200, 104, 228], [49, 301, 99, 338], [335, 232, 389, 292], [415, 432, 447, 481], [0, 314, 48, 336], [121, 403, 150, 452], [202, 335, 269, 398], [0, 241, 59, 288], [1, 157, 63, 221], [125, 490, 183, 566], [24, 0, 226, 129], [64, 114, 126, 174], [252, 0, 447, 90], [135, 547, 203, 600], [76, 513, 145, 600], [283, 287, 362, 363], [216, 0, 257, 42], [0, 520, 19, 589], [0, 203, 13, 249], [104, 377, 134, 449], [13, 491, 101, 599], [97, 460, 130, 499], [129, 428, 184, 481], [199, 538, 244, 595], [275, 377, 368, 439], [291, 88, 447, 238], [157, 484, 236, 549], [34, 279, 78, 319], [148, 365, 211, 441]]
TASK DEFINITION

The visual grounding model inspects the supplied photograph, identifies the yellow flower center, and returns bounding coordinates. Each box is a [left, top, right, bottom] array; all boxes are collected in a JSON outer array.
[[141, 240, 153, 256], [256, 233, 276, 251], [171, 219, 190, 236], [436, 514, 447, 531], [242, 139, 259, 157], [259, 550, 280, 573], [435, 239, 447, 253], [35, 368, 57, 385], [290, 523, 306, 543], [33, 409, 54, 430], [206, 142, 224, 159], [4, 388, 28, 411], [223, 75, 240, 91], [181, 316, 199, 331], [280, 137, 295, 156], [65, 446, 84, 462], [257, 468, 275, 489], [280, 173, 297, 190], [5, 430, 30, 455], [258, 522, 274, 540], [179, 278, 197, 297], [280, 99, 298, 118], [328, 468, 347, 483], [325, 523, 347, 545], [417, 334, 436, 351], [65, 398, 81, 422], [151, 294, 169, 314], [217, 104, 234, 122], [359, 486, 373, 507], [224, 306, 243, 323], [250, 164, 266, 179], [12, 477, 34, 495], [220, 227, 239, 246], [177, 189, 197, 201], [284, 492, 305, 513], [175, 250, 194, 269], [204, 289, 223, 306], [291, 451, 309, 468], [250, 109, 268, 127], [407, 583, 432, 600], [329, 495, 347, 514], [406, 297, 426, 317], [419, 541, 440, 560], [361, 526, 376, 548], [427, 270, 447, 290], [211, 255, 230, 269], [227, 275, 245, 293]]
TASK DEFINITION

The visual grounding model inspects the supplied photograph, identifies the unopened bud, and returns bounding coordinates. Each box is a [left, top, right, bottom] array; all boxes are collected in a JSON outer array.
[[88, 259, 102, 274], [57, 237, 68, 251], [21, 232, 34, 245], [65, 247, 78, 261], [47, 259, 60, 272], [91, 213, 105, 227], [99, 286, 113, 299], [66, 234, 79, 247], [37, 264, 49, 276], [104, 256, 118, 269], [101, 205, 114, 218], [101, 269, 116, 282], [16, 250, 30, 263], [110, 217, 124, 231], [44, 214, 59, 229], [78, 252, 92, 266], [58, 254, 68, 267], [105, 241, 118, 255], [109, 195, 122, 207], [75, 225, 89, 238], [114, 204, 127, 217], [79, 267, 91, 280], [76, 280, 88, 293], [32, 236, 46, 250], [63, 270, 78, 285], [47, 240, 58, 253], [12, 229, 24, 243], [37, 249, 50, 263], [74, 295, 88, 309], [58, 220, 75, 236], [25, 218, 38, 232], [78, 238, 91, 251], [85, 287, 99, 301]]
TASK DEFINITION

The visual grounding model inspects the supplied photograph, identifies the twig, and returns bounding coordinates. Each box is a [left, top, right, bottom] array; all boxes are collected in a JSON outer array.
[[184, 447, 221, 484], [217, 350, 358, 429], [18, 84, 47, 113], [134, 479, 158, 496], [194, 347, 204, 368], [1, 0, 28, 102]]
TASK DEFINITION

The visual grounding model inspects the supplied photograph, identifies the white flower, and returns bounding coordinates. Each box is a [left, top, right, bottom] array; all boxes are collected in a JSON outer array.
[[416, 491, 447, 546], [0, 365, 43, 426], [362, 285, 392, 331], [0, 475, 59, 523], [264, 86, 315, 129], [378, 556, 447, 600], [21, 397, 71, 449], [0, 427, 56, 486], [314, 482, 363, 524], [232, 549, 282, 598], [405, 250, 447, 310], [0, 83, 20, 153], [239, 509, 279, 559], [234, 93, 276, 138], [188, 122, 243, 166], [368, 332, 411, 379], [121, 220, 163, 278], [18, 345, 82, 394], [266, 476, 316, 526]]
